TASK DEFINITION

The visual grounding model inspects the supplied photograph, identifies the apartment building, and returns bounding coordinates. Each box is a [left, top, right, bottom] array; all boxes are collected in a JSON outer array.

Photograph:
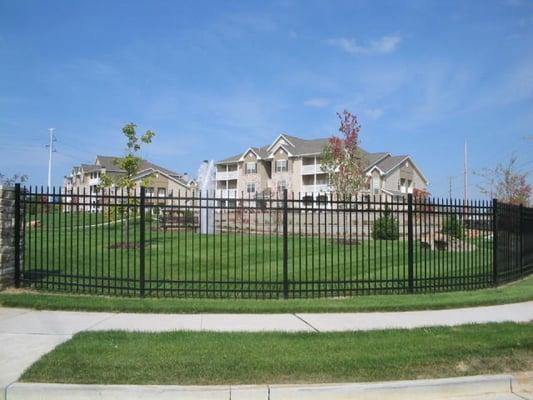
[[64, 155, 193, 210], [215, 134, 428, 206]]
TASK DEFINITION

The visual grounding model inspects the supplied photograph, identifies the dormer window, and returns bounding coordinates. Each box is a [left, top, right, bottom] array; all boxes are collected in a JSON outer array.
[[275, 160, 288, 172], [245, 162, 257, 174]]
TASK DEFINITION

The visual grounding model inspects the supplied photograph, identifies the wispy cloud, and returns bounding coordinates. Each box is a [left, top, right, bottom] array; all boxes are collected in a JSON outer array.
[[327, 35, 402, 55], [303, 97, 329, 108], [365, 108, 384, 120]]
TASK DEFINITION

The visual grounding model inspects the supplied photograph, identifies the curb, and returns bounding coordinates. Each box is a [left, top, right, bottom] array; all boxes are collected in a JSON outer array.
[[5, 373, 533, 400]]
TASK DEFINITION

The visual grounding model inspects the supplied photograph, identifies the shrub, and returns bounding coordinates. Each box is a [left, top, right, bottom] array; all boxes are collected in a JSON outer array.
[[372, 209, 400, 240], [181, 209, 195, 225], [442, 215, 464, 239]]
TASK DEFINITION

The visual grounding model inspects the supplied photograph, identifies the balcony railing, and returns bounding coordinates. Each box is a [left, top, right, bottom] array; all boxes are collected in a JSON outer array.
[[301, 184, 330, 194], [215, 170, 239, 180], [301, 163, 323, 175], [215, 189, 238, 198]]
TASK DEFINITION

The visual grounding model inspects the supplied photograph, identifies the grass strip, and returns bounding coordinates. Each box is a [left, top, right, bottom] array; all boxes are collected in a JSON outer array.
[[21, 323, 533, 385], [1, 275, 532, 314]]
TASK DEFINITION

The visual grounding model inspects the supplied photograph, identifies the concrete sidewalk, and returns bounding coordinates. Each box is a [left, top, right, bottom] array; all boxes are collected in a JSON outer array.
[[1, 301, 532, 399], [4, 373, 533, 399]]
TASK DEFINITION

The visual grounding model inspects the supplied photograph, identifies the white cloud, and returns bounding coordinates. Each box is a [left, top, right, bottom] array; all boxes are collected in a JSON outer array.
[[327, 35, 402, 55], [365, 108, 384, 120], [303, 97, 330, 108]]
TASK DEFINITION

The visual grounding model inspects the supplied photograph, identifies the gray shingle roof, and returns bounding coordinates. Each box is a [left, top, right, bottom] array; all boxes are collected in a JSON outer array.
[[95, 155, 184, 179], [215, 134, 395, 171], [72, 156, 188, 185], [374, 155, 408, 174]]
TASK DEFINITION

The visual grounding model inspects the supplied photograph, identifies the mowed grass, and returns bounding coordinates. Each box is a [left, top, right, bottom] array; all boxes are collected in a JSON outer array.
[[22, 211, 494, 297], [2, 274, 532, 313], [21, 323, 533, 385]]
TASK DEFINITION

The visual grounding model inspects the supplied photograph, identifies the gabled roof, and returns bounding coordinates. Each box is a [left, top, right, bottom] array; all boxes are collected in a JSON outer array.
[[70, 156, 189, 186], [134, 168, 190, 188], [215, 134, 426, 182], [370, 154, 429, 184], [95, 155, 186, 181], [217, 134, 397, 167], [374, 155, 409, 174]]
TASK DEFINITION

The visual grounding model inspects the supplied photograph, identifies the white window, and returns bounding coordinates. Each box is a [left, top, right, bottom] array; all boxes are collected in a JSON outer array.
[[245, 162, 257, 174], [246, 183, 256, 193], [399, 178, 406, 193], [372, 177, 380, 194], [277, 180, 287, 191], [275, 160, 288, 172], [158, 188, 166, 197]]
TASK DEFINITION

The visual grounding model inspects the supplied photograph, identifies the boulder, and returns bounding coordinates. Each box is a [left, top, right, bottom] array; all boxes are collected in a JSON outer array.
[[420, 233, 476, 252]]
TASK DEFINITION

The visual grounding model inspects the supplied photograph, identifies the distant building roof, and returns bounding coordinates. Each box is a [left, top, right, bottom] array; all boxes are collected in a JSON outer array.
[[71, 156, 189, 185]]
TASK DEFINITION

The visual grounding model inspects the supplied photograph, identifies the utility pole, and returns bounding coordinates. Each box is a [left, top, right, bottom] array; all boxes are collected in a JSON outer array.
[[464, 140, 468, 203], [46, 128, 56, 190], [448, 176, 454, 199]]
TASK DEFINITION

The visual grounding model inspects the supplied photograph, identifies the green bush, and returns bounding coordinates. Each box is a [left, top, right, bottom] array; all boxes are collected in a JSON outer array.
[[442, 215, 464, 239], [372, 210, 400, 240]]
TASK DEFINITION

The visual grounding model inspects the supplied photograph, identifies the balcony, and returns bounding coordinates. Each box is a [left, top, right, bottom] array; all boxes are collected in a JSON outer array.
[[301, 184, 330, 194], [301, 163, 323, 175], [216, 189, 238, 198], [216, 170, 239, 181]]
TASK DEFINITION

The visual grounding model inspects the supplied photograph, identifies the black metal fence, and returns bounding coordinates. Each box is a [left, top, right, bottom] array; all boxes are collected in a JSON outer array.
[[13, 184, 533, 298]]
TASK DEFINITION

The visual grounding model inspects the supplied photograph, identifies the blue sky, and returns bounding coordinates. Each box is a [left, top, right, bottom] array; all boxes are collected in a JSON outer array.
[[1, 0, 532, 198]]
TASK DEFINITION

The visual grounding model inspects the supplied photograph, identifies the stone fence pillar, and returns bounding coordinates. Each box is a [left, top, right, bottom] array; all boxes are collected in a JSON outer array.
[[0, 185, 16, 289]]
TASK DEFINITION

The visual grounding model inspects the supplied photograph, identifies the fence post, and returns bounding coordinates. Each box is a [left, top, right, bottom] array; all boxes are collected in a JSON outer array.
[[519, 204, 523, 275], [282, 188, 289, 299], [139, 187, 146, 298], [13, 183, 21, 288], [407, 193, 414, 293], [492, 199, 498, 286]]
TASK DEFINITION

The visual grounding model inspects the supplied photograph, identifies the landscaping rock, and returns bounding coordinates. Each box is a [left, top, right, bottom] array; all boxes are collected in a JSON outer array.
[[420, 233, 476, 252]]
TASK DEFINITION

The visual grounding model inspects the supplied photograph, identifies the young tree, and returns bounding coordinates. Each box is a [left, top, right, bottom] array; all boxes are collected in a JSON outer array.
[[98, 123, 155, 191], [0, 173, 28, 186], [97, 123, 155, 226], [320, 110, 367, 196], [476, 157, 531, 206]]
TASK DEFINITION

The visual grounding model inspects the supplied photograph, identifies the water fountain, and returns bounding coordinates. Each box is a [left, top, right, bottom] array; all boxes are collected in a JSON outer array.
[[197, 160, 216, 234]]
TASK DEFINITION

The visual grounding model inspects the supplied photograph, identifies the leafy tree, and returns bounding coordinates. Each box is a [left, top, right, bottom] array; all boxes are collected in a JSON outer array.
[[98, 123, 155, 191], [476, 156, 531, 206], [0, 173, 28, 186], [442, 215, 464, 239], [98, 123, 155, 225], [321, 110, 367, 196], [372, 208, 400, 240]]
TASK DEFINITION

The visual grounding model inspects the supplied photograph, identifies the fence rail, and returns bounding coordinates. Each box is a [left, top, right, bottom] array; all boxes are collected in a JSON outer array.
[[14, 184, 533, 298]]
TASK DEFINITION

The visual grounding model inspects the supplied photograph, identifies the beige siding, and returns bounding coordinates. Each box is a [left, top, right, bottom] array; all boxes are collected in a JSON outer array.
[[237, 152, 269, 195], [382, 160, 427, 193], [270, 147, 294, 193]]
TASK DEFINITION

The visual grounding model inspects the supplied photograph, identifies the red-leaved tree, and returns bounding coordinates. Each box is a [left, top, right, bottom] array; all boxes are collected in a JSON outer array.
[[320, 110, 366, 196]]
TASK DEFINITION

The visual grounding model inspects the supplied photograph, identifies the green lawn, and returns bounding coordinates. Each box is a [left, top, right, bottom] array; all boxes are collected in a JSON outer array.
[[2, 274, 532, 313], [20, 323, 533, 385], [21, 211, 494, 297]]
